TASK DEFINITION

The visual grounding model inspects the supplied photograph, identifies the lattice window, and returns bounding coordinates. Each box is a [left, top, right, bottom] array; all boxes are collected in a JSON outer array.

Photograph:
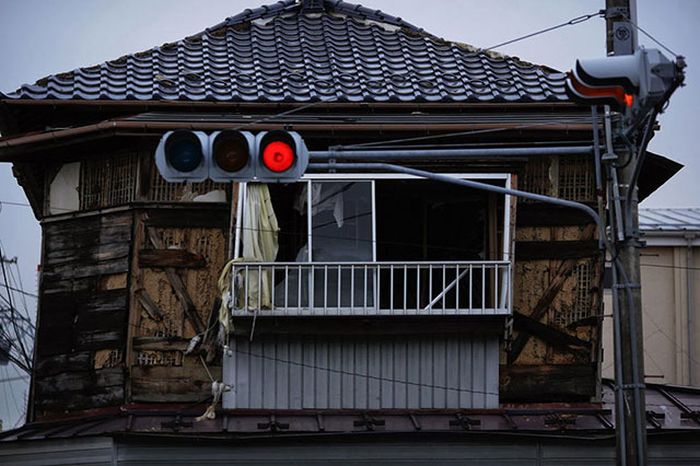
[[554, 260, 595, 327], [558, 154, 595, 202], [149, 164, 227, 202], [79, 152, 137, 210]]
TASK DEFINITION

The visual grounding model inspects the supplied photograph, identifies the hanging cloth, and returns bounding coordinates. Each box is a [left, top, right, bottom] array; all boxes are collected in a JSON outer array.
[[238, 183, 279, 310]]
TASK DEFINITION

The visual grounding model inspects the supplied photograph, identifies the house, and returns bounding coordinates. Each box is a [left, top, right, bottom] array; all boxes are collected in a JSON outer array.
[[0, 0, 697, 463], [603, 207, 700, 386]]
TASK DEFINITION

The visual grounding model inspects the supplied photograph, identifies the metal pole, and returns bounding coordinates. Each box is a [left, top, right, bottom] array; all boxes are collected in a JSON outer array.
[[310, 145, 594, 160], [307, 162, 601, 228], [606, 0, 646, 464]]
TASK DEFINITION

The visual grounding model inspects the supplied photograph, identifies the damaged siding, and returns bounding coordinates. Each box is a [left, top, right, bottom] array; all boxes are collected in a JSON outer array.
[[35, 211, 132, 417]]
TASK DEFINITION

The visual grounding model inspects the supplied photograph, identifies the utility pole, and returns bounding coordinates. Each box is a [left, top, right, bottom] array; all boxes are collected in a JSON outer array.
[[605, 1, 647, 465]]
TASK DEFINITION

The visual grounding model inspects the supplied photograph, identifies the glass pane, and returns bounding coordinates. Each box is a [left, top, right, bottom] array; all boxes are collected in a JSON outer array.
[[311, 181, 373, 309], [310, 181, 373, 262]]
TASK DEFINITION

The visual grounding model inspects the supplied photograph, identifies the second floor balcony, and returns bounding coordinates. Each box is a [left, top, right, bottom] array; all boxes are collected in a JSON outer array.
[[230, 260, 511, 317]]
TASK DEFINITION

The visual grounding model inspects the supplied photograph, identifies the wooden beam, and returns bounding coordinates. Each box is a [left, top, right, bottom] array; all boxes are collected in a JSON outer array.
[[500, 364, 597, 402], [515, 240, 599, 261], [147, 229, 205, 334], [512, 311, 591, 352], [138, 249, 206, 269]]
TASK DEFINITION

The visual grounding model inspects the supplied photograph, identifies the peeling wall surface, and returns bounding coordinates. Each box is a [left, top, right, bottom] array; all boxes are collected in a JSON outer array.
[[48, 162, 79, 215]]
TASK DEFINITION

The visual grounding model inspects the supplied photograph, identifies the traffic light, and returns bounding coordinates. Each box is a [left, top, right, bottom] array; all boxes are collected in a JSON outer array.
[[155, 130, 209, 182], [155, 130, 309, 183], [565, 48, 684, 123]]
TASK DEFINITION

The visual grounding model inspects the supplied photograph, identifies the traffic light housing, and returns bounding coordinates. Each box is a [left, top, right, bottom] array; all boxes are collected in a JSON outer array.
[[155, 130, 309, 183], [155, 130, 209, 182], [565, 48, 684, 123]]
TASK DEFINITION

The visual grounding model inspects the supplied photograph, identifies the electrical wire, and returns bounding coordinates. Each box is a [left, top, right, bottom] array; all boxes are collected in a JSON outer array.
[[624, 17, 681, 58], [483, 10, 604, 52], [0, 244, 31, 371]]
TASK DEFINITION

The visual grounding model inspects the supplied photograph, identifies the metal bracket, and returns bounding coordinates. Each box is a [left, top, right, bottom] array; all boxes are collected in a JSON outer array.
[[449, 413, 481, 430], [257, 414, 289, 432], [613, 283, 641, 290], [354, 414, 385, 431]]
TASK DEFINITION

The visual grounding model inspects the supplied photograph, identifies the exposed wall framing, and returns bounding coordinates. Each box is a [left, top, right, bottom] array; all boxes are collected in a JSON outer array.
[[149, 168, 227, 203], [79, 152, 138, 210], [128, 207, 229, 403]]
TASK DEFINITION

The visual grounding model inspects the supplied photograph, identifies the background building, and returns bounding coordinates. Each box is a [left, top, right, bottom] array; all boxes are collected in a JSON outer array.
[[603, 207, 700, 386]]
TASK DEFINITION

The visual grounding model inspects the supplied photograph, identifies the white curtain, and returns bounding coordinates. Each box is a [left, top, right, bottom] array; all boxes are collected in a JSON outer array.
[[238, 183, 279, 310]]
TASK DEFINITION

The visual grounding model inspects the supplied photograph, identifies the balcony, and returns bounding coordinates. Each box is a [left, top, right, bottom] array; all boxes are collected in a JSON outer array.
[[229, 260, 511, 317]]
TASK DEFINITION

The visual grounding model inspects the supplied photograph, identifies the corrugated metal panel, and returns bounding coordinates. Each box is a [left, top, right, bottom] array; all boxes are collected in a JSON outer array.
[[639, 208, 700, 231], [223, 335, 499, 409], [0, 437, 114, 466]]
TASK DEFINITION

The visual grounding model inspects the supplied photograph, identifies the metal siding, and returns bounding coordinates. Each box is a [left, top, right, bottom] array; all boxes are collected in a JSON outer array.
[[0, 438, 114, 466], [223, 334, 500, 409]]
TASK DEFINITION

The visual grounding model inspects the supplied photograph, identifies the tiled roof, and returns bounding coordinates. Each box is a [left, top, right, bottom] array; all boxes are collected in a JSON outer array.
[[0, 0, 568, 104], [639, 208, 700, 231]]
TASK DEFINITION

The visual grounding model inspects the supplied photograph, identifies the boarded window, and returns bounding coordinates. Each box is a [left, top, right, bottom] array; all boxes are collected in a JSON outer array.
[[79, 152, 137, 210]]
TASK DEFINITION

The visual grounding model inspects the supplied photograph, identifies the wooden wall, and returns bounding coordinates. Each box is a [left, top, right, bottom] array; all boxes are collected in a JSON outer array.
[[35, 211, 132, 417]]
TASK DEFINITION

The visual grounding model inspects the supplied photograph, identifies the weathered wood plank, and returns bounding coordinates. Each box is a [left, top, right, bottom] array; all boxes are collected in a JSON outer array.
[[132, 337, 190, 351], [139, 249, 206, 269], [35, 351, 92, 377], [515, 240, 599, 261], [137, 289, 165, 322], [35, 368, 124, 395], [130, 365, 220, 402], [144, 208, 228, 229], [35, 387, 125, 413], [43, 259, 129, 280], [512, 311, 591, 352], [499, 364, 596, 402], [45, 242, 131, 266]]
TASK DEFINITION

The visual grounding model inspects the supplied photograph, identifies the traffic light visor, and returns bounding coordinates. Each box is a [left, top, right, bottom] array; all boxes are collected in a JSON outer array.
[[164, 130, 204, 172]]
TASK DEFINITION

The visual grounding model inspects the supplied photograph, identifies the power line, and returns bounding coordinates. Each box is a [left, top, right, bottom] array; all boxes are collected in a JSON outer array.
[[625, 17, 681, 58], [483, 11, 604, 52], [640, 263, 700, 272]]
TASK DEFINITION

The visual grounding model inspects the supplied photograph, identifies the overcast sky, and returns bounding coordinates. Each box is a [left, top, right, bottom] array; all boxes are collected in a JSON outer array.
[[0, 0, 697, 428]]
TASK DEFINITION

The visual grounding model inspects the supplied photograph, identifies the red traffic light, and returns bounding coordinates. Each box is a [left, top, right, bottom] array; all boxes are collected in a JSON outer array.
[[262, 140, 295, 173]]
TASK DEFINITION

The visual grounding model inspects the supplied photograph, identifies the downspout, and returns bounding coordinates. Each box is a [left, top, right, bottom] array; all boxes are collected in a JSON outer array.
[[686, 233, 696, 385]]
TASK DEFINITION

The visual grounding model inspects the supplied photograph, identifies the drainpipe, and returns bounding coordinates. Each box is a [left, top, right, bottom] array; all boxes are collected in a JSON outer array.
[[686, 233, 696, 386]]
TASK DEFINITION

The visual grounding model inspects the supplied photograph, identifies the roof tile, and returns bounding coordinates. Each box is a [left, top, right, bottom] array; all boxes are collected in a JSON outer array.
[[2, 0, 568, 104]]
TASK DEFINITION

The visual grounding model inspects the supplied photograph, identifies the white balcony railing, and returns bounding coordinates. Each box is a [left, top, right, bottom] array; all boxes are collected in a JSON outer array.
[[229, 261, 511, 317]]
